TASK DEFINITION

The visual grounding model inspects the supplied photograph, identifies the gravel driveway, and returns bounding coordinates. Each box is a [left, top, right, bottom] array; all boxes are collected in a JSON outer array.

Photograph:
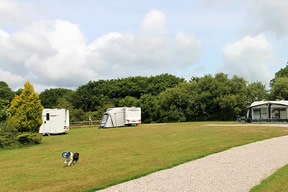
[[98, 125, 288, 192]]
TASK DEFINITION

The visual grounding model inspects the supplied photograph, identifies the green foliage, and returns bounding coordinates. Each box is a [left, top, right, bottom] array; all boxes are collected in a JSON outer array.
[[270, 64, 288, 87], [146, 74, 185, 96], [139, 94, 159, 123], [56, 97, 74, 110], [0, 122, 20, 148], [0, 133, 18, 148], [17, 133, 42, 145], [157, 73, 250, 121], [0, 99, 10, 121], [72, 74, 184, 112], [119, 96, 139, 107], [15, 88, 23, 96], [269, 64, 288, 100], [0, 81, 8, 88], [158, 83, 190, 122], [39, 88, 74, 108], [8, 82, 43, 132], [70, 108, 86, 122], [247, 82, 268, 103], [0, 81, 15, 102], [270, 77, 288, 100], [0, 121, 42, 148]]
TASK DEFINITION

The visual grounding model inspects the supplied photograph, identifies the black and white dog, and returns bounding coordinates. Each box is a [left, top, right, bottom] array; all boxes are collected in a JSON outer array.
[[63, 152, 80, 166]]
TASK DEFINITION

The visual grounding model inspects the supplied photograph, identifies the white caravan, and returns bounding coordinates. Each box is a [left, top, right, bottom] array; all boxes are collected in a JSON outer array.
[[39, 109, 69, 135], [247, 101, 288, 122], [99, 107, 141, 128]]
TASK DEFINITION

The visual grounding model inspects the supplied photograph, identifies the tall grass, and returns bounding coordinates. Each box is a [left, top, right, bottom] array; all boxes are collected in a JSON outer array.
[[1, 122, 288, 192]]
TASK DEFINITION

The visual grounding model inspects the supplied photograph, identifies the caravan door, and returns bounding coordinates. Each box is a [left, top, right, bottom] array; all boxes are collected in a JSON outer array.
[[114, 112, 125, 127], [40, 112, 51, 135]]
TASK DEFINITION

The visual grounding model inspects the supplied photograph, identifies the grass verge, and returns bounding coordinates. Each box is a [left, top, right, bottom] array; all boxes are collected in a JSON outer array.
[[1, 122, 288, 192], [250, 164, 288, 192]]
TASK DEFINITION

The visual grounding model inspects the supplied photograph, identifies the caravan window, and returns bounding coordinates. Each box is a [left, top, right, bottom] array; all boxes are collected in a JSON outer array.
[[46, 113, 50, 121], [261, 108, 268, 119], [272, 108, 286, 119], [101, 114, 109, 123], [252, 107, 268, 120], [253, 109, 261, 120], [280, 108, 287, 119]]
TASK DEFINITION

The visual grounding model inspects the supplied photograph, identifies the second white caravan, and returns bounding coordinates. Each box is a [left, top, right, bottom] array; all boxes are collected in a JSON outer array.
[[99, 107, 141, 128]]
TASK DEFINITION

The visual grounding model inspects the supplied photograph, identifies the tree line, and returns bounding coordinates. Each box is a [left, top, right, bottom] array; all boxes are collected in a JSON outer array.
[[1, 66, 288, 124]]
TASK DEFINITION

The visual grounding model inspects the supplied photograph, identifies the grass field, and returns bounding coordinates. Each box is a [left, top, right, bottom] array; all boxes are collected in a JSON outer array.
[[250, 163, 288, 192], [1, 122, 288, 192]]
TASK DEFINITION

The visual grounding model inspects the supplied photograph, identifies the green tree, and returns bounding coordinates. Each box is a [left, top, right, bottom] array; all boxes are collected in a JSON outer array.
[[70, 108, 86, 122], [0, 81, 15, 101], [8, 82, 43, 132], [39, 88, 74, 108], [118, 96, 139, 107], [247, 82, 268, 103], [218, 75, 249, 120], [73, 74, 184, 112], [158, 83, 189, 122], [0, 99, 10, 121], [139, 94, 159, 123], [56, 97, 74, 111], [270, 64, 288, 87], [0, 81, 8, 88], [270, 78, 288, 100], [158, 73, 250, 122], [147, 73, 185, 96], [15, 88, 23, 96]]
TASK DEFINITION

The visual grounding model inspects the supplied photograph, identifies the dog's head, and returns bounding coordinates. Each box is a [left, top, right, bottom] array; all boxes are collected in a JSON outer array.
[[63, 152, 71, 159]]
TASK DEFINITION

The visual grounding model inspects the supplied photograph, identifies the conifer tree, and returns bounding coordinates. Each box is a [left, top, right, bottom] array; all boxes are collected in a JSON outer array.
[[8, 82, 43, 132]]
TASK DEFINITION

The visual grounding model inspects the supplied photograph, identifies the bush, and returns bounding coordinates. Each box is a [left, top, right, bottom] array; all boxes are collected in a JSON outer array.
[[0, 122, 20, 148], [17, 133, 42, 145], [0, 133, 17, 148], [0, 122, 42, 148]]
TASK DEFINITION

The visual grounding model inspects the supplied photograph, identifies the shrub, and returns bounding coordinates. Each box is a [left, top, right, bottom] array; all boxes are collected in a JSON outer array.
[[0, 120, 42, 148], [17, 133, 42, 145], [0, 122, 20, 148], [8, 81, 43, 132]]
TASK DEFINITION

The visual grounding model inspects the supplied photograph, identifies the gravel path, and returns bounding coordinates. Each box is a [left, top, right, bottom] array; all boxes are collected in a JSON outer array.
[[98, 134, 288, 192]]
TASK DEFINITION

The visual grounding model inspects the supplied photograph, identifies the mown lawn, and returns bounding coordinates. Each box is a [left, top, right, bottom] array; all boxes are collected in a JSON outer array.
[[250, 164, 288, 192], [1, 122, 288, 192]]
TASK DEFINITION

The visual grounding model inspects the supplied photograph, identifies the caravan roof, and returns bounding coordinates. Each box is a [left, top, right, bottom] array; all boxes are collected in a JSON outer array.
[[248, 101, 288, 108]]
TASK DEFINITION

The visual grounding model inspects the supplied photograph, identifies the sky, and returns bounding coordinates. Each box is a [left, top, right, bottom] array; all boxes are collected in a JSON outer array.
[[0, 0, 287, 92]]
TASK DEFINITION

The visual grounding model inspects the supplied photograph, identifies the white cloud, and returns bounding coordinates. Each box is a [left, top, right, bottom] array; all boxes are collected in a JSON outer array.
[[174, 32, 203, 66], [0, 0, 21, 25], [87, 30, 202, 77], [0, 20, 97, 89], [221, 34, 277, 84], [248, 0, 288, 38], [0, 69, 24, 87], [0, 10, 203, 91], [141, 9, 167, 34]]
